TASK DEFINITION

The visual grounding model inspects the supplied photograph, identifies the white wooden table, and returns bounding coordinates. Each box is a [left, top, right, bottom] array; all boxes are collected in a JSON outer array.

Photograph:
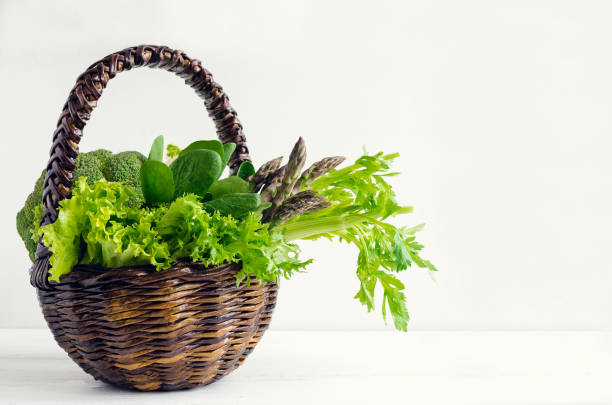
[[0, 329, 610, 404]]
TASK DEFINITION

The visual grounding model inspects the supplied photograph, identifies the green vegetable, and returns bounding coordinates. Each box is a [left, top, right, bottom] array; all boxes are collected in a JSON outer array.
[[276, 152, 436, 331], [140, 136, 175, 205], [171, 149, 222, 198], [293, 156, 346, 193], [270, 138, 306, 210], [74, 149, 112, 186], [260, 165, 286, 202], [102, 151, 146, 186], [251, 156, 283, 192], [222, 142, 237, 169], [101, 151, 147, 207], [17, 149, 146, 261], [208, 176, 250, 200], [272, 190, 330, 226], [237, 161, 255, 180], [140, 160, 175, 203], [148, 135, 164, 161], [139, 138, 259, 213], [181, 140, 224, 161], [166, 144, 181, 159], [204, 193, 267, 219], [38, 178, 309, 284], [16, 170, 45, 261]]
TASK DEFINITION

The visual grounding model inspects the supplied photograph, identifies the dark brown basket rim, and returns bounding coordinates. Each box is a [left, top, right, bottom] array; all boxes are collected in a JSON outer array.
[[51, 260, 243, 288]]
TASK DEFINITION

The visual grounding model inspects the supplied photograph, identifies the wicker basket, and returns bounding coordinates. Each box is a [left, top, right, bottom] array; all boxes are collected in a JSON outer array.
[[29, 45, 278, 391]]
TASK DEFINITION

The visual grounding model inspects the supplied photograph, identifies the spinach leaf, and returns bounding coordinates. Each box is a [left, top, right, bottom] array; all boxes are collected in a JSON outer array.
[[208, 176, 250, 199], [140, 160, 175, 203], [222, 142, 237, 168], [171, 149, 222, 198], [148, 135, 164, 162], [237, 161, 255, 180], [181, 140, 224, 161], [204, 193, 264, 219]]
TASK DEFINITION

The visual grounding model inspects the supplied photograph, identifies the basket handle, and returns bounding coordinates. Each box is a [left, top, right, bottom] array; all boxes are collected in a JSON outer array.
[[31, 45, 251, 290]]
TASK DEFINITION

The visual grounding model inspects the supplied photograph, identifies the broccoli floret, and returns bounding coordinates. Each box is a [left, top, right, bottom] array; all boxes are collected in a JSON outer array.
[[17, 149, 147, 262], [16, 170, 45, 261], [73, 149, 112, 186], [103, 151, 146, 186]]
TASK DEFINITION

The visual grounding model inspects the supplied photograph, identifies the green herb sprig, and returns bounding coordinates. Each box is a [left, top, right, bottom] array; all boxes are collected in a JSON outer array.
[[275, 151, 437, 331]]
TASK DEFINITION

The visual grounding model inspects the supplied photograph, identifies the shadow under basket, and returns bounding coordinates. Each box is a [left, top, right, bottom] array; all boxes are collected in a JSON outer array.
[[30, 45, 279, 391], [37, 261, 278, 391]]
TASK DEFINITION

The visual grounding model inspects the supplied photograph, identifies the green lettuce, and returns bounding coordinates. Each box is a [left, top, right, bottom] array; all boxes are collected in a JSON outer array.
[[38, 178, 309, 283]]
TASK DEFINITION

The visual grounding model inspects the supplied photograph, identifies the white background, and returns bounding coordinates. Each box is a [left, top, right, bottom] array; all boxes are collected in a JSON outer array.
[[0, 0, 610, 332]]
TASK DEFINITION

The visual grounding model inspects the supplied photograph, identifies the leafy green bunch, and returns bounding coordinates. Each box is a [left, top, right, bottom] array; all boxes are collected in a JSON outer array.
[[275, 152, 437, 331], [140, 136, 266, 218], [34, 178, 309, 283], [17, 149, 147, 261]]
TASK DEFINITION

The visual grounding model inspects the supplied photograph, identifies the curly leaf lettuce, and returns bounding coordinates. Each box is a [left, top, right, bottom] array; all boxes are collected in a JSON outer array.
[[39, 178, 309, 283]]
